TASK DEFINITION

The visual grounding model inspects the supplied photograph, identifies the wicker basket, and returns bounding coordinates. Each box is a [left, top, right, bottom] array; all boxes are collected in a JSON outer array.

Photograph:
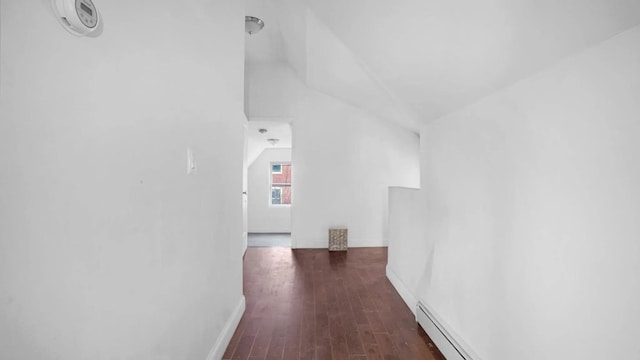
[[328, 228, 348, 251]]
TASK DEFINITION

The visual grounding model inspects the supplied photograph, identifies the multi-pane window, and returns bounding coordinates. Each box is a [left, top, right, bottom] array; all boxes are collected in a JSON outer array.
[[271, 163, 291, 205]]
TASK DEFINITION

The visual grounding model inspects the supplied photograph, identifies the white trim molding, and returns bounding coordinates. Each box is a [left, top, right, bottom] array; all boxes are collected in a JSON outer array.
[[206, 296, 246, 360], [385, 265, 418, 317], [293, 238, 387, 249], [416, 301, 482, 360], [385, 266, 481, 360]]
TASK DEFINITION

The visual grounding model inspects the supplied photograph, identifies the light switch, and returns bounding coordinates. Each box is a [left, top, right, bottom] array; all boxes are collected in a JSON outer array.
[[187, 147, 197, 175]]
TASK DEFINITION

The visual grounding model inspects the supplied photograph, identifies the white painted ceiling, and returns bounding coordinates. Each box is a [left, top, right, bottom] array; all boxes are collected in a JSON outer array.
[[247, 120, 292, 166], [247, 0, 640, 131], [245, 1, 285, 63]]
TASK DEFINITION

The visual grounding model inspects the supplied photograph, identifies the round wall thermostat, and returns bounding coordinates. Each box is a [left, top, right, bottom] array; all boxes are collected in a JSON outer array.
[[52, 0, 100, 36]]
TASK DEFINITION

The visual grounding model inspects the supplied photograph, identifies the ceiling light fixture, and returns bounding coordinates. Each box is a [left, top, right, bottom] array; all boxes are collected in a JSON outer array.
[[267, 138, 279, 146], [245, 16, 264, 35], [258, 128, 268, 134]]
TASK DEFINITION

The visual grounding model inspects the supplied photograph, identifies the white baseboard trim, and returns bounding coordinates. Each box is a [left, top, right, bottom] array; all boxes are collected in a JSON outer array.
[[295, 238, 387, 249], [385, 265, 418, 317], [385, 267, 481, 360], [206, 296, 246, 360], [416, 301, 481, 360]]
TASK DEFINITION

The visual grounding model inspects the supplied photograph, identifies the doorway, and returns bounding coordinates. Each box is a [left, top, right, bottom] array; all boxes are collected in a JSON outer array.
[[245, 120, 293, 248]]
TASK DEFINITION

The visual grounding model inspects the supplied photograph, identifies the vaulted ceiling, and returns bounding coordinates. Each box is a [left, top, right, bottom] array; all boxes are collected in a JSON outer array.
[[247, 121, 292, 166], [246, 0, 640, 131]]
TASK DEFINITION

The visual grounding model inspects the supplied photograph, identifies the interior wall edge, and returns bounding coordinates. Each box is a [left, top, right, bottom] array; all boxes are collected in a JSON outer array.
[[205, 296, 246, 360]]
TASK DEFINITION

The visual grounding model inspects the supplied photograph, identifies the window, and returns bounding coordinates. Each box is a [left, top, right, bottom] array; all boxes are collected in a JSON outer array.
[[271, 188, 282, 204], [271, 162, 291, 205]]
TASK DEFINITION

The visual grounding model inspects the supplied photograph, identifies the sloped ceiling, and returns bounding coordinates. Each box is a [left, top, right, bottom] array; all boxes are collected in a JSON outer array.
[[247, 120, 292, 166], [247, 0, 640, 131], [245, 0, 287, 63], [305, 10, 421, 130]]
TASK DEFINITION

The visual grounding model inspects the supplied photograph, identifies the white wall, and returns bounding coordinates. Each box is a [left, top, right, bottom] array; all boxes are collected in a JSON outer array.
[[292, 90, 420, 248], [386, 187, 423, 310], [245, 62, 304, 119], [244, 59, 421, 248], [248, 148, 292, 233], [389, 25, 640, 360], [242, 121, 249, 256], [0, 1, 245, 359]]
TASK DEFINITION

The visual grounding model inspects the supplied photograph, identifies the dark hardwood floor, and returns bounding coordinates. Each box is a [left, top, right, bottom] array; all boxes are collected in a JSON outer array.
[[223, 247, 445, 360]]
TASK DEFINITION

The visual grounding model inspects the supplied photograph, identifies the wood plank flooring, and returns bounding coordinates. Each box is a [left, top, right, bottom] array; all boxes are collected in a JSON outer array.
[[224, 247, 445, 360]]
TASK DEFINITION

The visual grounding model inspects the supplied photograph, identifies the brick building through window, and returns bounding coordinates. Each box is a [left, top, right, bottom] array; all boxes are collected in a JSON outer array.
[[271, 163, 291, 205]]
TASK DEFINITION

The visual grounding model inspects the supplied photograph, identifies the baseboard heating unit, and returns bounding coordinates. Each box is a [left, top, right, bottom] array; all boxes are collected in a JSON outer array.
[[416, 302, 475, 360]]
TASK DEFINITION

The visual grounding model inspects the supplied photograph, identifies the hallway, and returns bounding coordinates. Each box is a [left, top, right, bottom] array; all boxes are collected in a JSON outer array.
[[224, 248, 444, 359]]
